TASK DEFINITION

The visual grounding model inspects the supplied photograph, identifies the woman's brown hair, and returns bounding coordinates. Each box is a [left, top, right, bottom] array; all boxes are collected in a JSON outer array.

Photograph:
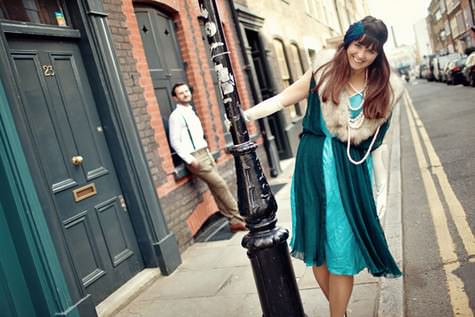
[[315, 16, 393, 119]]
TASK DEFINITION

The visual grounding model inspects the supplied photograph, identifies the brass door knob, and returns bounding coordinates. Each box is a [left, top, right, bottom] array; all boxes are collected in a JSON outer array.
[[71, 155, 84, 166]]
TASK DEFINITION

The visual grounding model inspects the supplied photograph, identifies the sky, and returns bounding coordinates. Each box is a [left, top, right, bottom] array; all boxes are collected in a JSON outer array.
[[367, 0, 432, 50]]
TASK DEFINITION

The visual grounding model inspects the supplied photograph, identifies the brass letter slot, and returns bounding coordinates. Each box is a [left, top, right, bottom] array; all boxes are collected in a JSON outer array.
[[73, 183, 97, 202]]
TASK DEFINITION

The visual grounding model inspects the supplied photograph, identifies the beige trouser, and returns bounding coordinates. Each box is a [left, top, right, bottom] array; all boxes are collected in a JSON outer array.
[[190, 148, 244, 225]]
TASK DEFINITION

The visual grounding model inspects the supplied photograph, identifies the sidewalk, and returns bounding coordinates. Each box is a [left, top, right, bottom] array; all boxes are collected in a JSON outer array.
[[102, 104, 404, 317]]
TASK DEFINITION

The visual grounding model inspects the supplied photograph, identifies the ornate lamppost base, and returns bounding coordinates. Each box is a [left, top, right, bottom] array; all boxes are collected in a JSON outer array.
[[243, 227, 306, 317]]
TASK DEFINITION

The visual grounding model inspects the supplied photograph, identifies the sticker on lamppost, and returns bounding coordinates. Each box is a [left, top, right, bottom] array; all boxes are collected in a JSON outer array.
[[215, 63, 235, 98]]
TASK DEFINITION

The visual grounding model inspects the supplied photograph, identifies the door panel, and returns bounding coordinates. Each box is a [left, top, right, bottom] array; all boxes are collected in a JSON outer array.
[[8, 36, 143, 304], [95, 197, 135, 267], [11, 52, 78, 192], [50, 54, 110, 181], [135, 6, 187, 166], [63, 211, 106, 287]]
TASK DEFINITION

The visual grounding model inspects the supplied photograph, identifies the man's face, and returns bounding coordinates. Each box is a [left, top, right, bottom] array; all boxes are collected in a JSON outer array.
[[173, 84, 192, 104]]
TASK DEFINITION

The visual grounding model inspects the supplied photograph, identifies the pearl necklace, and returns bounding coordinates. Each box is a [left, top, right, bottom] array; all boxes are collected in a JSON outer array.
[[347, 70, 368, 98], [347, 81, 366, 97], [346, 125, 380, 165], [347, 99, 365, 129], [346, 70, 380, 165]]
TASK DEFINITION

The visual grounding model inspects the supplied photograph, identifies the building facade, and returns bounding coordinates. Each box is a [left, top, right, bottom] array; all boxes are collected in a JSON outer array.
[[427, 0, 475, 54], [427, 0, 452, 54], [0, 0, 261, 316]]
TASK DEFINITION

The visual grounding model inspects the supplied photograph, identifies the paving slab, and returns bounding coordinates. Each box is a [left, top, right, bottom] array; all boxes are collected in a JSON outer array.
[[134, 268, 236, 300], [116, 295, 250, 317]]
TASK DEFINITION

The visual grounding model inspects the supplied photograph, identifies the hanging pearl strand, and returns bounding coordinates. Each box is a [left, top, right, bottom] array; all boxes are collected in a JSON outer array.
[[347, 125, 380, 165], [346, 70, 381, 165]]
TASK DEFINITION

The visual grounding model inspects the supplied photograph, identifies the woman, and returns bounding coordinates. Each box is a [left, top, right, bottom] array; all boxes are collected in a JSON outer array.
[[244, 16, 403, 317]]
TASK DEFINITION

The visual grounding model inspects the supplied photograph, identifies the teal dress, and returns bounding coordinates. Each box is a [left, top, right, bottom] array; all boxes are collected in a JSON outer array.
[[290, 78, 401, 277]]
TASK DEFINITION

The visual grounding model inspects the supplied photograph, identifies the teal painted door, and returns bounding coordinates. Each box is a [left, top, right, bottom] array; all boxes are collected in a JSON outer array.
[[7, 36, 143, 304]]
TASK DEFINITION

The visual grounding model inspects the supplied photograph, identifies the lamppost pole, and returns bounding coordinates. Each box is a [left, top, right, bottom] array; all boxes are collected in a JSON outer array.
[[197, 1, 305, 316]]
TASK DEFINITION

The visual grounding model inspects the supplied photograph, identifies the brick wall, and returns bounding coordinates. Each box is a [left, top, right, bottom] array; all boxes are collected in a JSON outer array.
[[105, 0, 266, 250], [103, 0, 168, 189]]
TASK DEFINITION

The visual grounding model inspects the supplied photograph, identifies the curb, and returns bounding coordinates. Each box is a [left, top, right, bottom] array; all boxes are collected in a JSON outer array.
[[377, 97, 405, 317]]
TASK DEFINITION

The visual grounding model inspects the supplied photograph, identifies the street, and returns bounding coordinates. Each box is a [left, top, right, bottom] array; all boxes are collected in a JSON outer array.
[[402, 80, 475, 316]]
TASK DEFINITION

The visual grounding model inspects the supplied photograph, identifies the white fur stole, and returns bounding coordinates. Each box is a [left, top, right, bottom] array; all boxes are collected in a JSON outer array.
[[315, 72, 405, 144]]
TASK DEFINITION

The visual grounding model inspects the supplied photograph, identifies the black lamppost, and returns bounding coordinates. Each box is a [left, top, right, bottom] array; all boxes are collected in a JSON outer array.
[[197, 1, 305, 316]]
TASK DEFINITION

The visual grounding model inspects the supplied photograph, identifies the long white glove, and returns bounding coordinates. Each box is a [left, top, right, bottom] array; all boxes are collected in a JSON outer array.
[[243, 94, 283, 121], [372, 143, 389, 218]]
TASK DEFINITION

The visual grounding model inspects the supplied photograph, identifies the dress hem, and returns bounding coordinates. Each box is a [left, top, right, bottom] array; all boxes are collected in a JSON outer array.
[[290, 249, 402, 278]]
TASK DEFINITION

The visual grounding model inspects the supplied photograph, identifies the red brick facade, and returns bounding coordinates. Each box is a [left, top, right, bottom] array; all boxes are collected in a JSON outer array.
[[104, 0, 259, 249]]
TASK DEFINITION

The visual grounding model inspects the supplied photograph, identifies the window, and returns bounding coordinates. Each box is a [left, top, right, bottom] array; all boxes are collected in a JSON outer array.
[[445, 20, 451, 35], [312, 0, 324, 21], [324, 0, 340, 31], [289, 43, 306, 115], [289, 44, 304, 78], [450, 16, 458, 36], [439, 0, 446, 12], [304, 0, 312, 16], [446, 0, 455, 12], [322, 0, 334, 26], [0, 0, 68, 26], [464, 7, 472, 28], [435, 9, 442, 21], [455, 11, 464, 35], [308, 49, 316, 66], [273, 39, 297, 119], [439, 29, 447, 41]]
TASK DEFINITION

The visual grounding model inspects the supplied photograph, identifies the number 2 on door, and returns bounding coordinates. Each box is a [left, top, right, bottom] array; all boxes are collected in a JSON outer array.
[[42, 65, 55, 77]]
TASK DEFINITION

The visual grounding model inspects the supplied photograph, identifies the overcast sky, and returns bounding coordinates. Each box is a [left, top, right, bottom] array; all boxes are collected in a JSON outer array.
[[367, 0, 431, 50]]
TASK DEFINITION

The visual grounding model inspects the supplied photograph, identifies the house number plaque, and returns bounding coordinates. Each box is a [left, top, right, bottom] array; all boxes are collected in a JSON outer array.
[[42, 65, 55, 77]]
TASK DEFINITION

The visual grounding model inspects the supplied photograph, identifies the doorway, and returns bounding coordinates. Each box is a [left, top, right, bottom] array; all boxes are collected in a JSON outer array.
[[7, 35, 144, 304]]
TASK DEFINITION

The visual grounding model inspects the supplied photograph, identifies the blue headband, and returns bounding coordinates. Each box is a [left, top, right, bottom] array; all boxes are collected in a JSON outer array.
[[343, 21, 365, 48]]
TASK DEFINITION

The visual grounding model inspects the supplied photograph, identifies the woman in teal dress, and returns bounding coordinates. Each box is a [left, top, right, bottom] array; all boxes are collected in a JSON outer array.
[[244, 16, 404, 317]]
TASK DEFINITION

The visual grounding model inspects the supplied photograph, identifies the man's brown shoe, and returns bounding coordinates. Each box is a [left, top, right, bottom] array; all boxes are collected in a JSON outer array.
[[229, 221, 247, 232]]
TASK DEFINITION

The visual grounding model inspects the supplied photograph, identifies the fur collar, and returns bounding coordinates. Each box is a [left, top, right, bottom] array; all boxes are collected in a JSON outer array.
[[316, 73, 404, 144]]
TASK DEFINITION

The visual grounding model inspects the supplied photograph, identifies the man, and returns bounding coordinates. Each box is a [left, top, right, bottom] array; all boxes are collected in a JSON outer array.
[[168, 82, 246, 232]]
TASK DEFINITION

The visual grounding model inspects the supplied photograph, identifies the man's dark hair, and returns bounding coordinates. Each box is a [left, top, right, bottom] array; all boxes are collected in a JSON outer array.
[[172, 82, 188, 97]]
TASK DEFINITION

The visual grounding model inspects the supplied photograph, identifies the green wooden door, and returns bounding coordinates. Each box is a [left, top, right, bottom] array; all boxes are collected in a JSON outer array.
[[7, 36, 143, 304], [135, 6, 187, 166]]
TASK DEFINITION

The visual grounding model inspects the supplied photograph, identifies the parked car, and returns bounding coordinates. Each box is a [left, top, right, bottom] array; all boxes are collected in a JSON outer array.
[[441, 61, 454, 83], [446, 57, 467, 85], [431, 56, 442, 81], [397, 65, 411, 82], [462, 51, 475, 87], [433, 53, 463, 82], [418, 64, 428, 79], [426, 55, 436, 81]]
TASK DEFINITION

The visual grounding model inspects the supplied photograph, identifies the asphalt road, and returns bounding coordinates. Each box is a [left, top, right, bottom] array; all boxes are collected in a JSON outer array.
[[401, 79, 475, 317]]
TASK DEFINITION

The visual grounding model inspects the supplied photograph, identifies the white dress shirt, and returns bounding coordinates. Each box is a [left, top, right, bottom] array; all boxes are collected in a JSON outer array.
[[168, 104, 208, 164]]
